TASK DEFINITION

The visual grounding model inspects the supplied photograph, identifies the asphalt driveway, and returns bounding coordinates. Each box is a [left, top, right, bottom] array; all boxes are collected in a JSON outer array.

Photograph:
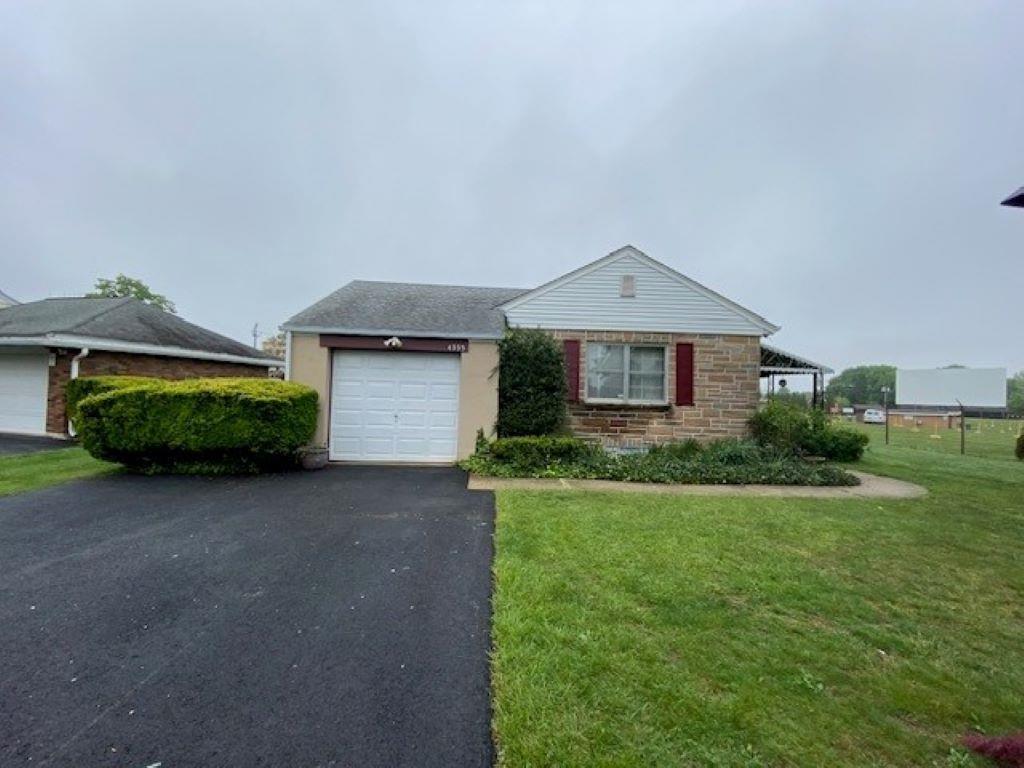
[[0, 434, 71, 455], [0, 467, 494, 767]]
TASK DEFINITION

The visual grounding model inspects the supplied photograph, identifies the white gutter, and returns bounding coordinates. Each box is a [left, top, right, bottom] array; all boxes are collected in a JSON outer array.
[[0, 335, 280, 367], [284, 330, 293, 380], [67, 347, 90, 437]]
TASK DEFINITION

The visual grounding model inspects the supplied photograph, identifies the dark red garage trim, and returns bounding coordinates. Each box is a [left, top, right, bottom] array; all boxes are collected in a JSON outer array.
[[319, 335, 469, 353]]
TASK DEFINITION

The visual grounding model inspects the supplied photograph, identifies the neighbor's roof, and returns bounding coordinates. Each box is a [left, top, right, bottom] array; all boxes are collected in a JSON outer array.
[[0, 289, 19, 307], [1001, 186, 1024, 208], [283, 281, 527, 338], [0, 297, 279, 365]]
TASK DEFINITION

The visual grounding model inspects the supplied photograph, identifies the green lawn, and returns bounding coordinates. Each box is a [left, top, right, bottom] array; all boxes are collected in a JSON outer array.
[[0, 447, 115, 496], [492, 443, 1024, 766], [850, 417, 1022, 462]]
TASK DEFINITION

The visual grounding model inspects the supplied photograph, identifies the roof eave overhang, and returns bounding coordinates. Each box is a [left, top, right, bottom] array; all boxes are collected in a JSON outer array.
[[0, 335, 280, 367], [280, 324, 504, 340]]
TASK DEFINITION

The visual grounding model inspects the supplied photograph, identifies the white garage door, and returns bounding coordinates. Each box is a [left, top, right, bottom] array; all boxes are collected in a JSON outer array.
[[330, 351, 460, 462], [0, 352, 49, 435]]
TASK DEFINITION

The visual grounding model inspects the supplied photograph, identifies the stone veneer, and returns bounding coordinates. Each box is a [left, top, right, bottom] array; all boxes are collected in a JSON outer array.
[[45, 349, 266, 434], [548, 330, 761, 447]]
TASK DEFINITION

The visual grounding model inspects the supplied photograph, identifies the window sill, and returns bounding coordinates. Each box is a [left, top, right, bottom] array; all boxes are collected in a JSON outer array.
[[580, 400, 671, 411]]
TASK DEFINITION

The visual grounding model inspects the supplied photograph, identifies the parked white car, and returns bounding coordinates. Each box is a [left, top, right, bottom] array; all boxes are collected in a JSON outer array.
[[863, 408, 886, 424]]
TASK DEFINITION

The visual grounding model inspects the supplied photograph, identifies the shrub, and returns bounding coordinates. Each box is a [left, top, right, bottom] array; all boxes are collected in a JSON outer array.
[[1016, 431, 1024, 461], [66, 375, 159, 423], [963, 731, 1024, 767], [487, 436, 596, 471], [75, 377, 318, 474], [463, 436, 858, 486], [647, 439, 704, 461], [496, 328, 567, 437], [750, 401, 868, 461]]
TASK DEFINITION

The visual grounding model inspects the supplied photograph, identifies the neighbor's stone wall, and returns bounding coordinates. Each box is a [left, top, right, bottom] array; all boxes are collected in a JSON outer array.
[[45, 349, 267, 435], [548, 330, 760, 447]]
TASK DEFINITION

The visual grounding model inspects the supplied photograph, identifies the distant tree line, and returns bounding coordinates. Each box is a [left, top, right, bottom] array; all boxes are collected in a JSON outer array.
[[825, 364, 1024, 417]]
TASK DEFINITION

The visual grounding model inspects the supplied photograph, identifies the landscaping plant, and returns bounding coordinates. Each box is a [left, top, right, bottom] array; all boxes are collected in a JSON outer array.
[[496, 328, 567, 437], [1016, 430, 1024, 461], [73, 376, 318, 474], [963, 732, 1024, 767], [750, 401, 869, 461], [464, 435, 857, 486]]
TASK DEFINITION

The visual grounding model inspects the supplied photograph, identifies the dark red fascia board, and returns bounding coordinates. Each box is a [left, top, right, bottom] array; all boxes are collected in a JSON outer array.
[[319, 335, 469, 353]]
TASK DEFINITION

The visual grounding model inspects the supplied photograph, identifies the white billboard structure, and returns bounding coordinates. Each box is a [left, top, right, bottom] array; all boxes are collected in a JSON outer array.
[[896, 368, 1007, 409]]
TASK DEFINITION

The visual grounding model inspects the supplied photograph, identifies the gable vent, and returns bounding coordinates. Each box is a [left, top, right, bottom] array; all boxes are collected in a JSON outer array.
[[620, 274, 636, 298]]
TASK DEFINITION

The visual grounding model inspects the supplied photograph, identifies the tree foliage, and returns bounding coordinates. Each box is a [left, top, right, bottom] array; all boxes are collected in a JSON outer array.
[[825, 365, 896, 406], [1007, 371, 1024, 417], [87, 274, 176, 313], [496, 328, 566, 437]]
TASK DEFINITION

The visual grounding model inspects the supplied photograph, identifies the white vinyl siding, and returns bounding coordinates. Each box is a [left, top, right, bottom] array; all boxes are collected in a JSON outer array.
[[586, 344, 667, 405], [504, 249, 771, 335], [0, 351, 48, 435]]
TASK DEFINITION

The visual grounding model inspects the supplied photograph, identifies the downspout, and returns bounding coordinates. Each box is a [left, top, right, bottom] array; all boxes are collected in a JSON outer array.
[[284, 331, 293, 381], [67, 348, 90, 437]]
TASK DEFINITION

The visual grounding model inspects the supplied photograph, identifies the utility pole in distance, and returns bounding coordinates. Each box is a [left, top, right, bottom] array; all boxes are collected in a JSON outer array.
[[881, 385, 891, 445], [252, 323, 258, 349]]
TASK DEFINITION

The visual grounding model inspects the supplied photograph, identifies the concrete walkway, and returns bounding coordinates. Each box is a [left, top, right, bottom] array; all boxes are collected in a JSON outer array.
[[468, 470, 926, 499]]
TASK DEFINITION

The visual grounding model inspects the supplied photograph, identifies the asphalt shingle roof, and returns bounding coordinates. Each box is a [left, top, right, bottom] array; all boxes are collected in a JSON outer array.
[[283, 281, 527, 338], [0, 297, 277, 361]]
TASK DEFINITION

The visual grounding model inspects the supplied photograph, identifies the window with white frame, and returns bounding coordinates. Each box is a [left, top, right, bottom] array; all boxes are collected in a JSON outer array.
[[586, 343, 666, 403]]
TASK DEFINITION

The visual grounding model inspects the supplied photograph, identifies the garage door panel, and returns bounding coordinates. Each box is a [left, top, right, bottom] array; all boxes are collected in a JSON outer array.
[[330, 351, 460, 462], [0, 353, 49, 435]]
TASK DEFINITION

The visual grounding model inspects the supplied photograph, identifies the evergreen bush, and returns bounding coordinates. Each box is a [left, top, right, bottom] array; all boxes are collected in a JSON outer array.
[[496, 328, 567, 437]]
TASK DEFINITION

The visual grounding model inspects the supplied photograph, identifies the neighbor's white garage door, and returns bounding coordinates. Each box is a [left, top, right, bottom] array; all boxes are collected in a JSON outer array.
[[0, 352, 49, 435], [330, 351, 460, 462]]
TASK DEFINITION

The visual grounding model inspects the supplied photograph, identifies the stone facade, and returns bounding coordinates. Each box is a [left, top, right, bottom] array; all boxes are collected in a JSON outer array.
[[549, 330, 760, 447], [45, 349, 267, 435]]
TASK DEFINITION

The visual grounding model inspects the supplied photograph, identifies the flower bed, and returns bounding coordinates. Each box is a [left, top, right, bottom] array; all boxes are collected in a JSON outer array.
[[463, 436, 858, 487]]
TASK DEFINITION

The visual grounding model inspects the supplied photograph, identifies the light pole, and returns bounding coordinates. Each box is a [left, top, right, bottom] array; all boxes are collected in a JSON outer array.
[[881, 385, 891, 445]]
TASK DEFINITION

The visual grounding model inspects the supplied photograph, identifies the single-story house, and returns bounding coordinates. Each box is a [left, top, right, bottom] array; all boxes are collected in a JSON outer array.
[[284, 245, 823, 463], [0, 297, 279, 437]]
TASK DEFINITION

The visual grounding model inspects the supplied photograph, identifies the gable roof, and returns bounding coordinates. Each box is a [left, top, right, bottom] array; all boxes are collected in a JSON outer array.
[[0, 297, 278, 366], [282, 281, 527, 339], [0, 289, 18, 308], [500, 245, 779, 335]]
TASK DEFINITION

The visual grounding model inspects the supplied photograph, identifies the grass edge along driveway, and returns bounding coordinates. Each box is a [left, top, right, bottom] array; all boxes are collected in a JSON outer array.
[[491, 444, 1024, 767], [0, 447, 115, 496]]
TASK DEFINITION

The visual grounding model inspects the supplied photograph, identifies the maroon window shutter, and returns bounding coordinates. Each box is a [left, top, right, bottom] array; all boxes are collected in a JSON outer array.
[[563, 340, 580, 403], [675, 343, 694, 406]]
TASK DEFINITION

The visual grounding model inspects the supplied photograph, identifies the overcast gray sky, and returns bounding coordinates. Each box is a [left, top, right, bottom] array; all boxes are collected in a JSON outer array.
[[2, 1, 1021, 375]]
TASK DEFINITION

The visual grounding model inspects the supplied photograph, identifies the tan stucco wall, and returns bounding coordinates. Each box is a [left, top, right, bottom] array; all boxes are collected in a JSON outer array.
[[457, 340, 499, 460], [288, 332, 498, 461], [288, 332, 331, 445]]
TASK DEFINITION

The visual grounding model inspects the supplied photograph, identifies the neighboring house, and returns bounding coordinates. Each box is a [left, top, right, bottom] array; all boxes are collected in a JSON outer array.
[[0, 289, 19, 309], [0, 297, 279, 437], [284, 245, 814, 464]]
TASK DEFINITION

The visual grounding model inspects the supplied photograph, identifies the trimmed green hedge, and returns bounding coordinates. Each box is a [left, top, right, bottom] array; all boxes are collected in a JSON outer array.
[[74, 376, 318, 474], [1016, 431, 1024, 461], [66, 375, 157, 423]]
